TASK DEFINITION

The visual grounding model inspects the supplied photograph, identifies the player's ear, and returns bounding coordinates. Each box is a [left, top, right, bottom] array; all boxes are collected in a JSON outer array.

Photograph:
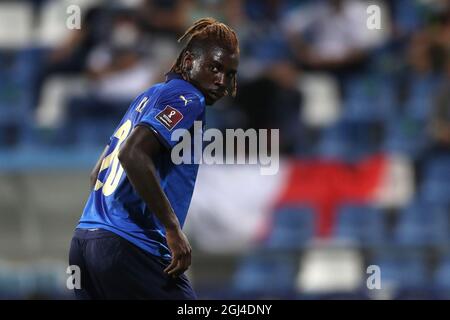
[[182, 51, 193, 72]]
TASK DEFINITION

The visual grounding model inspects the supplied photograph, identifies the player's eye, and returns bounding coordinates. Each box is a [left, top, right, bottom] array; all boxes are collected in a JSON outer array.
[[211, 66, 219, 73]]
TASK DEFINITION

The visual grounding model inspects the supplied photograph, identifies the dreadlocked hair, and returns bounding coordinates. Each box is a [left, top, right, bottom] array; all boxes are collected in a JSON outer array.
[[170, 17, 239, 97]]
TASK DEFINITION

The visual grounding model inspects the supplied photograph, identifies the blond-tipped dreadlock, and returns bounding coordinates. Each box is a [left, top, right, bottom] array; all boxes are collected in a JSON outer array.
[[170, 17, 240, 97]]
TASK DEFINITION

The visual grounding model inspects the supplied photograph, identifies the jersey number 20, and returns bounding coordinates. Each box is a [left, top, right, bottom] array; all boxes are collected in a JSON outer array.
[[94, 120, 132, 196]]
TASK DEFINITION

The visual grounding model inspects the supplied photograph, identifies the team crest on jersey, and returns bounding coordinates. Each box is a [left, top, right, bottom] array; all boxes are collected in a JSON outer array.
[[155, 105, 183, 130]]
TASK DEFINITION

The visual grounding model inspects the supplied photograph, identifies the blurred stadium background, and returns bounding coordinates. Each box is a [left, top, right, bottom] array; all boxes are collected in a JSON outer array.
[[0, 0, 450, 300]]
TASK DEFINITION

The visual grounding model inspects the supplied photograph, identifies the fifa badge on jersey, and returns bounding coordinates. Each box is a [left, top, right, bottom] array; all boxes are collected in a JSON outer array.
[[155, 105, 183, 130]]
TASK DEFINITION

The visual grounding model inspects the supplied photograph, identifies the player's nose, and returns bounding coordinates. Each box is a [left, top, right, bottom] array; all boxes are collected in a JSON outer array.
[[214, 73, 225, 88]]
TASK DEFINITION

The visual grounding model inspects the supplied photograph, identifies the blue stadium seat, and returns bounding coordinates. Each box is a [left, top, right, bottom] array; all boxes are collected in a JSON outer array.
[[392, 0, 425, 34], [232, 251, 297, 298], [394, 202, 448, 247], [341, 76, 396, 122], [424, 155, 450, 178], [370, 249, 428, 293], [403, 75, 441, 121], [240, 22, 290, 63], [333, 204, 386, 247], [420, 156, 450, 205], [383, 117, 429, 158], [76, 119, 118, 148], [0, 49, 35, 148], [316, 125, 352, 161], [264, 206, 315, 250], [317, 120, 380, 161], [433, 254, 450, 299], [62, 95, 128, 148]]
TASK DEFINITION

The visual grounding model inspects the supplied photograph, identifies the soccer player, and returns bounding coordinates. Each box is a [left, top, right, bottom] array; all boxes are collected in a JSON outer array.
[[68, 17, 239, 299]]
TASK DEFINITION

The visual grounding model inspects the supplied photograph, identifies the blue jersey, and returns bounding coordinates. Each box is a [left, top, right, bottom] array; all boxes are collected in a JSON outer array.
[[77, 73, 206, 260]]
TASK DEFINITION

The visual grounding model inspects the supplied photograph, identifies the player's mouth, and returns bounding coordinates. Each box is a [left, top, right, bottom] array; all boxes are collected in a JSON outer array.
[[208, 90, 224, 101]]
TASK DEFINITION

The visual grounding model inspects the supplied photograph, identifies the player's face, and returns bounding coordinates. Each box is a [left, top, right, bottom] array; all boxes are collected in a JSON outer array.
[[186, 46, 239, 105]]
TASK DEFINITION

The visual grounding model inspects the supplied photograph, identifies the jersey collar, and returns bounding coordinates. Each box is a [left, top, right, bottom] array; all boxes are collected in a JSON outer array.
[[165, 72, 206, 104], [165, 72, 184, 82]]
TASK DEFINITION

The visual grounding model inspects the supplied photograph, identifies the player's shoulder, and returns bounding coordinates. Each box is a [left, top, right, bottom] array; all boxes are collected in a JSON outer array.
[[160, 79, 205, 107], [141, 82, 164, 98], [139, 75, 205, 110]]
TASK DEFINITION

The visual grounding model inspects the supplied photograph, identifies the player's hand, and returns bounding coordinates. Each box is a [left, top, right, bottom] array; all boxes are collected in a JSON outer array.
[[164, 227, 192, 278]]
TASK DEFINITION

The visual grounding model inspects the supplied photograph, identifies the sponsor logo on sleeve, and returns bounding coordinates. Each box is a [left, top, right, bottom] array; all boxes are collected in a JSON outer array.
[[155, 105, 183, 130], [180, 95, 192, 106]]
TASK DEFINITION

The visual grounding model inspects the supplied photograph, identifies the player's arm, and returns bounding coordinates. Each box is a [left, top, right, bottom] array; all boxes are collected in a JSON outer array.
[[117, 125, 191, 277], [90, 144, 109, 190]]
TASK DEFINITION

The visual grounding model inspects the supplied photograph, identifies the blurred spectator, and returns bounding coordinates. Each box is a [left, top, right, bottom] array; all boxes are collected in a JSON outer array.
[[427, 1, 450, 69], [137, 0, 190, 37], [235, 0, 292, 79], [429, 56, 450, 152], [62, 10, 159, 142], [408, 31, 435, 75], [401, 6, 450, 184], [84, 10, 156, 100], [402, 0, 450, 75], [397, 30, 438, 114], [396, 1, 449, 117], [221, 0, 304, 155], [282, 0, 389, 73], [234, 63, 304, 155], [188, 0, 229, 25], [32, 3, 106, 110]]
